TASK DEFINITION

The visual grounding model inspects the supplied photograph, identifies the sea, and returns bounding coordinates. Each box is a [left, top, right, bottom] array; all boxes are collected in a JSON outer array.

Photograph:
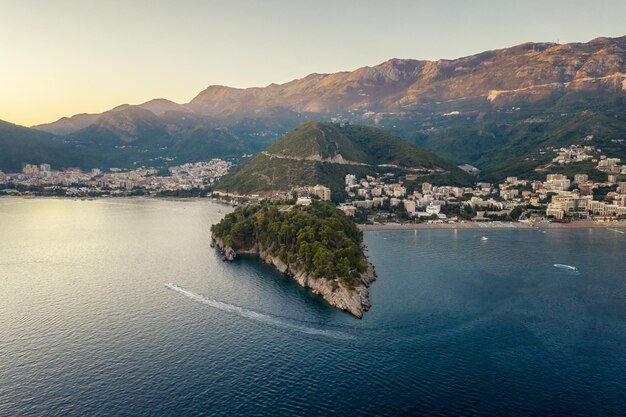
[[1, 198, 625, 416]]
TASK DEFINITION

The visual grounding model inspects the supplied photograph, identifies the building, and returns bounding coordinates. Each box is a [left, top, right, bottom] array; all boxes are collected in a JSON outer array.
[[590, 201, 626, 217], [312, 185, 331, 201], [393, 186, 406, 198], [294, 185, 331, 201], [425, 203, 441, 215], [371, 187, 383, 197], [372, 197, 385, 207], [597, 157, 621, 173], [546, 207, 565, 220], [296, 197, 312, 206], [579, 184, 593, 196], [22, 164, 39, 176], [354, 200, 374, 209], [500, 189, 519, 200], [338, 204, 356, 216], [574, 174, 588, 184], [548, 195, 592, 215], [404, 199, 416, 214], [476, 182, 491, 192], [544, 174, 571, 191], [345, 174, 357, 189]]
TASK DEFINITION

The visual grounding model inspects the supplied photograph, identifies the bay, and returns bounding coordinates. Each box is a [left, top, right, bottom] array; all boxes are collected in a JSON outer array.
[[1, 198, 625, 416]]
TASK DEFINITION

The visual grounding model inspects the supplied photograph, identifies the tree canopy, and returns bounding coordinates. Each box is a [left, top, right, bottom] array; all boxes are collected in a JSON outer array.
[[211, 201, 367, 288]]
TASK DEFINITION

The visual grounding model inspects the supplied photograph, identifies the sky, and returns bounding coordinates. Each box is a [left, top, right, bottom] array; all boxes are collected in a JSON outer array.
[[1, 0, 625, 126]]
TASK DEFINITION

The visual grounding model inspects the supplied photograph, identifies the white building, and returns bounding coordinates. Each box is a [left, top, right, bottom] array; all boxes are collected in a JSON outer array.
[[296, 197, 312, 206], [345, 174, 357, 189], [426, 203, 441, 215]]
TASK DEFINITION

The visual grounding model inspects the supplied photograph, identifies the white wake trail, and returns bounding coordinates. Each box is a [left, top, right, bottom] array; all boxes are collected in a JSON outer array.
[[165, 283, 354, 340]]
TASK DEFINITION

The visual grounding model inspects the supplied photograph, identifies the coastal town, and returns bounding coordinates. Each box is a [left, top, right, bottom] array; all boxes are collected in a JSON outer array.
[[335, 170, 626, 224], [0, 159, 231, 197], [2, 147, 625, 225], [331, 149, 625, 224], [271, 146, 626, 225]]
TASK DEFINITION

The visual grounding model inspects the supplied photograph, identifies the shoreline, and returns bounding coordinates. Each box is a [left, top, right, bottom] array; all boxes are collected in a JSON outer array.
[[359, 221, 626, 231], [0, 195, 224, 203], [212, 235, 375, 319]]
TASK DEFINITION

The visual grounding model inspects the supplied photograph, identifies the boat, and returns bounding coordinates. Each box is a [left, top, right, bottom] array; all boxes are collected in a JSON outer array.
[[480, 236, 488, 241], [554, 264, 578, 272]]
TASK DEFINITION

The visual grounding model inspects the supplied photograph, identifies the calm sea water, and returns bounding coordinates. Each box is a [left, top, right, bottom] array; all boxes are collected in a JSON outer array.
[[1, 198, 625, 416]]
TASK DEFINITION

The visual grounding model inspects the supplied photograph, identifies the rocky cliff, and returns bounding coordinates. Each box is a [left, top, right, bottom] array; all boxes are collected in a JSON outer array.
[[212, 235, 376, 318]]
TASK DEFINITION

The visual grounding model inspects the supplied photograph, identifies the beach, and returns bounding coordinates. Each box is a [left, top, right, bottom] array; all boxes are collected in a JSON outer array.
[[358, 220, 626, 231]]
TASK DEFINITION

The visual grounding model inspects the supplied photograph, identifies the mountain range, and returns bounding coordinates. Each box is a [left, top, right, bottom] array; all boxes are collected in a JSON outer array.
[[1, 35, 624, 179]]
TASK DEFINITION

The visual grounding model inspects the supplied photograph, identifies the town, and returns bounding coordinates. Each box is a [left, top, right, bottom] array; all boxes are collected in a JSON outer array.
[[0, 159, 231, 197], [287, 146, 626, 225], [2, 151, 625, 224], [334, 169, 626, 224]]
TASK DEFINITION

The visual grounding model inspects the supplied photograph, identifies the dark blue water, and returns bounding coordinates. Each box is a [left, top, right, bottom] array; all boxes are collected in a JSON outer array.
[[1, 199, 625, 416]]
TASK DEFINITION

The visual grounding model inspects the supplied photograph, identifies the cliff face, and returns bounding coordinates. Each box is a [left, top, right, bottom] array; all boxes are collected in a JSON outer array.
[[212, 235, 376, 318]]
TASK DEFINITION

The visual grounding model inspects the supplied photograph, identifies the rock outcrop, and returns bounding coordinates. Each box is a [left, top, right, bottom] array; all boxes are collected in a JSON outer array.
[[212, 235, 376, 318]]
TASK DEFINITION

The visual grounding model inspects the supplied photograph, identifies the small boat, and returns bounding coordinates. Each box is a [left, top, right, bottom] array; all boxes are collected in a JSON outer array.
[[554, 264, 578, 272], [480, 236, 488, 241]]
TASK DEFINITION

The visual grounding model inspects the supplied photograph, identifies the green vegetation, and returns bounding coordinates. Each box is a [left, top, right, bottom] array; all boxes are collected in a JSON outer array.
[[398, 93, 626, 181], [211, 201, 367, 288], [0, 120, 100, 172], [593, 185, 618, 201], [265, 122, 368, 161], [216, 121, 472, 198], [545, 161, 608, 182]]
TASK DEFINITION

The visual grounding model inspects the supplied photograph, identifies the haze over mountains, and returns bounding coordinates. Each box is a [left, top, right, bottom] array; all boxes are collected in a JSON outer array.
[[2, 36, 625, 179]]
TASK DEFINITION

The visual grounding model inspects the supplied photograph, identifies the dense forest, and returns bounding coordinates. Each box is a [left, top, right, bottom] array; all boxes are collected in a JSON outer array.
[[211, 201, 367, 288]]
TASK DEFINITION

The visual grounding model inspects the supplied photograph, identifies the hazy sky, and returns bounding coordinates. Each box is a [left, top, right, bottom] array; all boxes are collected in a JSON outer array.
[[1, 0, 625, 126]]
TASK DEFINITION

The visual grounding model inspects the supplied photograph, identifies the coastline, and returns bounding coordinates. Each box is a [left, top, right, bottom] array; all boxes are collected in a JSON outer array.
[[212, 235, 376, 319], [358, 221, 626, 231]]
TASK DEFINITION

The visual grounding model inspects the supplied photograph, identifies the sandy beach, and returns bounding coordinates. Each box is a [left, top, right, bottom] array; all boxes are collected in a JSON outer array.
[[358, 221, 626, 232]]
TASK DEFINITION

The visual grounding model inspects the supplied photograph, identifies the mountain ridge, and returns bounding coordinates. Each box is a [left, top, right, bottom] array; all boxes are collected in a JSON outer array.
[[215, 121, 471, 198], [33, 35, 626, 133], [3, 35, 624, 178]]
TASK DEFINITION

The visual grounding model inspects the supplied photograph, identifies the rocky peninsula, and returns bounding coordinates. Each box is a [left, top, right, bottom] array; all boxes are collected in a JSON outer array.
[[210, 201, 377, 318]]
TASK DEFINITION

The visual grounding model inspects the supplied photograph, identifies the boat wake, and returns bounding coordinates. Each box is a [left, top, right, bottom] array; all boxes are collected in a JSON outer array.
[[607, 228, 625, 234], [165, 283, 354, 340], [553, 263, 579, 272]]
